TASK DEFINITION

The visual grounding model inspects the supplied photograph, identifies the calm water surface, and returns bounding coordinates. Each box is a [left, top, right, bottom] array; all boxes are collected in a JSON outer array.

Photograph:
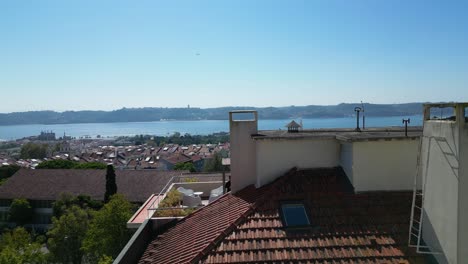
[[0, 115, 422, 140]]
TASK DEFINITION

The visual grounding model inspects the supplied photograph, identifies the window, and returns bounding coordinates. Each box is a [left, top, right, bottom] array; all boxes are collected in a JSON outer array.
[[281, 203, 310, 227]]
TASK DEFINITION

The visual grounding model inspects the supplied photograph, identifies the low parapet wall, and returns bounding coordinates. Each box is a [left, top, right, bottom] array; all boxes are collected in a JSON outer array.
[[173, 181, 224, 198]]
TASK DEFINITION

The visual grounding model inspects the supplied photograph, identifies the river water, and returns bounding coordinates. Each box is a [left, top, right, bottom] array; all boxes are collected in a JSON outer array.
[[0, 115, 422, 140]]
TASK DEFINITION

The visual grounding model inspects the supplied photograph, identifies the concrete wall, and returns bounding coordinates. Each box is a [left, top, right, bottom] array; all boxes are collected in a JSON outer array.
[[255, 138, 340, 187], [458, 117, 468, 262], [229, 111, 258, 193], [421, 120, 459, 264], [457, 108, 468, 264], [351, 139, 419, 192], [339, 143, 353, 183]]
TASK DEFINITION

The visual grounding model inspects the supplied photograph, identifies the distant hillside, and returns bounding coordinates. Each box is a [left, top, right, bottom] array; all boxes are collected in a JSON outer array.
[[0, 103, 424, 125]]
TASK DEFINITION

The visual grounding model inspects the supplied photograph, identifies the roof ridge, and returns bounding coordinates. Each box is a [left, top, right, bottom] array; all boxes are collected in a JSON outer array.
[[191, 169, 296, 263], [179, 185, 256, 221], [192, 205, 257, 263]]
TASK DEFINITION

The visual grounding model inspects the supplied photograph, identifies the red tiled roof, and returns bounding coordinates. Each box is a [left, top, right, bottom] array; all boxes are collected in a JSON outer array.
[[163, 154, 192, 165], [138, 168, 426, 263], [139, 185, 263, 264]]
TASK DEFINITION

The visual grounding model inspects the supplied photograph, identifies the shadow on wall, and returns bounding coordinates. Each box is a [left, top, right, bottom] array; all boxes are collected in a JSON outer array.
[[422, 211, 450, 264]]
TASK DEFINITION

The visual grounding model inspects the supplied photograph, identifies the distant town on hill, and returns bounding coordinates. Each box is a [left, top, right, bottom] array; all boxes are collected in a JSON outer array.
[[0, 103, 426, 125]]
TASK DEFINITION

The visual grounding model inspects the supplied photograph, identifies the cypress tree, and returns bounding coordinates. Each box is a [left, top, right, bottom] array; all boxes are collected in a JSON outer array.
[[104, 165, 117, 203]]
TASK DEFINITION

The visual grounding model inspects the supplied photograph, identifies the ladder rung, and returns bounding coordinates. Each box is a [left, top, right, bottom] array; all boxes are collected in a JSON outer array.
[[414, 206, 422, 210], [411, 226, 420, 232]]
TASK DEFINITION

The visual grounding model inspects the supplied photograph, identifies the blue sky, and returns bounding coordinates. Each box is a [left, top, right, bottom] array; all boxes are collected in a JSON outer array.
[[1, 0, 467, 113]]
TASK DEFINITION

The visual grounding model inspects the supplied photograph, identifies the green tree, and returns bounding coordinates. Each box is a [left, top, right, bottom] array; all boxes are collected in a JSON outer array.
[[97, 255, 113, 264], [174, 162, 196, 172], [19, 143, 47, 159], [153, 189, 195, 217], [47, 206, 90, 264], [82, 194, 134, 262], [0, 164, 20, 186], [0, 227, 48, 264], [36, 159, 77, 169], [36, 160, 107, 170], [203, 152, 224, 172], [53, 193, 102, 218], [104, 165, 117, 203], [9, 198, 33, 226], [73, 162, 107, 169], [0, 164, 20, 179]]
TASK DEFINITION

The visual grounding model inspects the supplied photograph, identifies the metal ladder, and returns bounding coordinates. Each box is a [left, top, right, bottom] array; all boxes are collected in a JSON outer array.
[[408, 122, 442, 254]]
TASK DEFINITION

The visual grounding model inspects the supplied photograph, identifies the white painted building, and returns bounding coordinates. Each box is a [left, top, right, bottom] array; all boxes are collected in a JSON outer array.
[[229, 110, 421, 193], [413, 103, 468, 264], [229, 103, 468, 264]]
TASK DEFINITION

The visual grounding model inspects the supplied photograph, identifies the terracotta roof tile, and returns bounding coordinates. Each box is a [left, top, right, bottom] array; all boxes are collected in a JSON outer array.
[[138, 167, 426, 263]]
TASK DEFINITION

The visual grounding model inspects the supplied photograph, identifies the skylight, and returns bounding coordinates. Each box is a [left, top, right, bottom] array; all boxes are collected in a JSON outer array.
[[281, 203, 310, 227]]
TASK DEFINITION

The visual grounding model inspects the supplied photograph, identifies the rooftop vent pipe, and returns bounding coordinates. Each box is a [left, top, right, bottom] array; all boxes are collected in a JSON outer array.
[[354, 107, 362, 132], [402, 118, 410, 137]]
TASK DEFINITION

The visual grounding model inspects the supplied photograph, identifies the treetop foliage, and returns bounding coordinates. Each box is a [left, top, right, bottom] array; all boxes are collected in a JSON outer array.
[[174, 162, 196, 172], [47, 205, 90, 264], [36, 160, 107, 169], [0, 227, 48, 264], [8, 198, 33, 226], [82, 194, 134, 261], [53, 193, 102, 218], [20, 143, 47, 159]]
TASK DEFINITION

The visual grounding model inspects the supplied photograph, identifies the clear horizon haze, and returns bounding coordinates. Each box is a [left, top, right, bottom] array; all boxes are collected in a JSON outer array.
[[1, 0, 467, 113]]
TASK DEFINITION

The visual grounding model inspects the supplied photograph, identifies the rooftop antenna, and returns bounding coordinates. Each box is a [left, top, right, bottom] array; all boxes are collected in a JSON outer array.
[[361, 101, 365, 130], [354, 107, 362, 132], [402, 118, 410, 137]]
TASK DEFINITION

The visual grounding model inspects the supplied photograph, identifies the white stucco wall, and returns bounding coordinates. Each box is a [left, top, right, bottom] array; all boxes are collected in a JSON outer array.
[[458, 119, 468, 263], [351, 139, 419, 192], [339, 143, 353, 184], [255, 138, 340, 187], [229, 112, 258, 193], [420, 120, 460, 264]]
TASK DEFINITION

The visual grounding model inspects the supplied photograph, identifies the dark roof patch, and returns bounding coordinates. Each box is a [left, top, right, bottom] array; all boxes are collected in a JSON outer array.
[[0, 169, 182, 202]]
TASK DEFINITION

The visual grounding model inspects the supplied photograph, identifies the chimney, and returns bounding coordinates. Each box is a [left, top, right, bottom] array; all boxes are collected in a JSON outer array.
[[229, 110, 258, 193]]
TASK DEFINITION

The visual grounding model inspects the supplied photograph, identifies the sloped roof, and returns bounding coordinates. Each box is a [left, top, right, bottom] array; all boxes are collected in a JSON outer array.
[[285, 120, 301, 128], [0, 169, 182, 202], [163, 154, 192, 165], [138, 167, 426, 263]]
